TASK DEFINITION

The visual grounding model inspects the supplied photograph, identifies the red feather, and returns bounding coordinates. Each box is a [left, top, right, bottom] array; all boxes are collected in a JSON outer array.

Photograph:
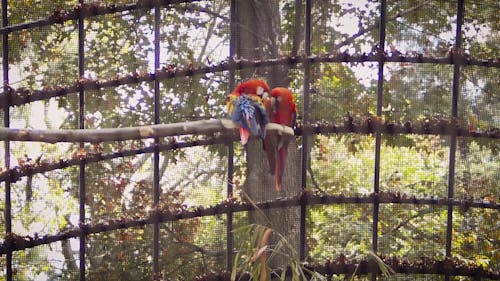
[[265, 87, 296, 191], [227, 79, 271, 145]]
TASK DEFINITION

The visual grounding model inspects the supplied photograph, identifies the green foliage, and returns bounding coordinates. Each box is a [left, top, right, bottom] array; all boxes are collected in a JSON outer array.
[[2, 0, 498, 279], [308, 204, 372, 262], [232, 224, 327, 281]]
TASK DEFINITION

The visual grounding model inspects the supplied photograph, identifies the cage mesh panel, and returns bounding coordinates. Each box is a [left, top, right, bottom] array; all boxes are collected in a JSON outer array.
[[159, 144, 227, 207], [86, 149, 150, 224], [85, 10, 154, 79], [4, 91, 80, 281], [311, 1, 379, 54], [384, 63, 453, 122], [386, 1, 455, 56], [12, 241, 80, 281], [157, 144, 226, 277], [6, 24, 79, 246], [85, 83, 155, 129], [160, 73, 228, 124], [9, 140, 74, 168], [463, 1, 499, 59], [86, 228, 152, 280], [308, 204, 372, 262], [310, 134, 375, 195], [310, 63, 377, 123], [11, 167, 79, 237], [6, 1, 77, 25], [231, 210, 302, 275], [455, 137, 499, 201], [84, 83, 154, 222], [9, 24, 78, 90], [228, 0, 296, 66], [279, 0, 298, 55], [160, 217, 225, 279], [231, 210, 248, 248], [453, 207, 500, 271], [380, 135, 449, 198], [379, 204, 446, 259], [460, 67, 499, 129], [58, 237, 80, 280], [160, 1, 230, 67]]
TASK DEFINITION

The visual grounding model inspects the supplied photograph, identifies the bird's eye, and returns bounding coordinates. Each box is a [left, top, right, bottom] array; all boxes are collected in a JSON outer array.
[[256, 86, 264, 96]]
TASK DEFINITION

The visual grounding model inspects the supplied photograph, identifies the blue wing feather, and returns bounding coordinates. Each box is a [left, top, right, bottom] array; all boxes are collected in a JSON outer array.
[[230, 95, 269, 139]]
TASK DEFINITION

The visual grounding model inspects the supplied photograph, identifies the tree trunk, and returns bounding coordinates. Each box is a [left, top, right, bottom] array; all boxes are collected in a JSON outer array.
[[244, 139, 301, 268], [235, 0, 289, 87], [236, 0, 301, 269]]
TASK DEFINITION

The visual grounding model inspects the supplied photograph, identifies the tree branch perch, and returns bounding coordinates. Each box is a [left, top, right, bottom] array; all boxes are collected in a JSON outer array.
[[0, 119, 295, 144]]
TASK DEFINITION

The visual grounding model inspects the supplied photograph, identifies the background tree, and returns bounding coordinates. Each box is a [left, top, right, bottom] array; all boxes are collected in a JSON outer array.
[[233, 0, 302, 269], [0, 0, 498, 280]]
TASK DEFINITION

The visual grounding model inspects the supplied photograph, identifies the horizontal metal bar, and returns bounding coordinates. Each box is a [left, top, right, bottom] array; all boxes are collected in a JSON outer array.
[[1, 191, 497, 254], [1, 52, 498, 108], [0, 135, 236, 183], [3, 115, 498, 144], [197, 256, 500, 280], [1, 117, 498, 184], [0, 0, 203, 34]]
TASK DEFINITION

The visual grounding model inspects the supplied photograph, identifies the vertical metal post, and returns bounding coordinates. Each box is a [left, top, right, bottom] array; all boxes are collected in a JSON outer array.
[[226, 142, 234, 269], [226, 0, 236, 270], [300, 0, 311, 261], [2, 0, 12, 280], [445, 1, 464, 280], [77, 1, 86, 280], [153, 4, 161, 280], [372, 0, 387, 279]]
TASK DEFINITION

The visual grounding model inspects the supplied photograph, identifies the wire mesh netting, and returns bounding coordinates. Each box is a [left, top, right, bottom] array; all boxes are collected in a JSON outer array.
[[386, 1, 455, 56], [310, 134, 376, 195], [86, 228, 152, 280], [379, 134, 449, 198], [0, 0, 498, 280], [308, 204, 373, 262], [379, 204, 447, 259], [453, 207, 499, 271]]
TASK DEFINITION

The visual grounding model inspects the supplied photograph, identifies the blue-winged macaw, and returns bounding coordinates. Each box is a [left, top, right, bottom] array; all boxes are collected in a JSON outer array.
[[227, 79, 270, 146], [264, 87, 297, 191]]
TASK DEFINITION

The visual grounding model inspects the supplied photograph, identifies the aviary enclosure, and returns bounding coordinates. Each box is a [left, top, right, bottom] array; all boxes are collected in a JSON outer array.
[[0, 0, 498, 280]]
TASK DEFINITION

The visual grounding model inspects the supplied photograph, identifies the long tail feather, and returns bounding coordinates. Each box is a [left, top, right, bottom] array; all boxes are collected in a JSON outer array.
[[263, 135, 275, 175], [275, 139, 288, 191], [240, 127, 250, 146], [274, 146, 281, 191]]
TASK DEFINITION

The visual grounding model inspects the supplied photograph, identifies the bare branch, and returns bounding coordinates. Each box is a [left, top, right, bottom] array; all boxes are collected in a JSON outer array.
[[333, 0, 434, 50], [0, 116, 497, 184], [0, 119, 295, 144], [163, 225, 223, 257]]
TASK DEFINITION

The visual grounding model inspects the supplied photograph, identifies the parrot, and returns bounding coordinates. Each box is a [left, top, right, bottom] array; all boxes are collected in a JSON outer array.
[[264, 87, 297, 191], [227, 79, 270, 146]]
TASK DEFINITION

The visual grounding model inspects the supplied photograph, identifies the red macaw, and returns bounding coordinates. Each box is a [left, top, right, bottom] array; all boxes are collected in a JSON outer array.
[[227, 79, 270, 145], [264, 87, 297, 191]]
